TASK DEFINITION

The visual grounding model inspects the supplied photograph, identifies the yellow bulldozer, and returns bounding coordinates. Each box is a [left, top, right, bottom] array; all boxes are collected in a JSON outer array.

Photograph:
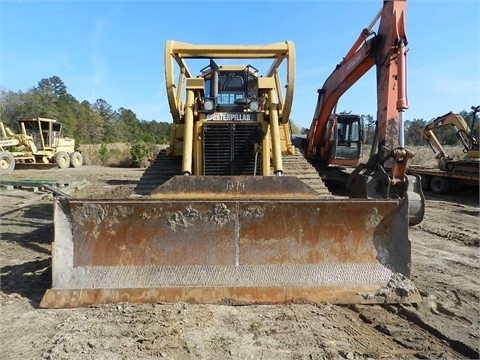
[[0, 117, 83, 174], [41, 0, 422, 308]]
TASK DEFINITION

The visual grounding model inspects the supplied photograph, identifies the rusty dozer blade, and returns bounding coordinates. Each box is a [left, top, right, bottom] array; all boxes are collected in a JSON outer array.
[[41, 176, 420, 308]]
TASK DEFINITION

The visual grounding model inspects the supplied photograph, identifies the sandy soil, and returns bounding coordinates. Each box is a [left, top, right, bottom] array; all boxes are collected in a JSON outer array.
[[1, 166, 478, 360]]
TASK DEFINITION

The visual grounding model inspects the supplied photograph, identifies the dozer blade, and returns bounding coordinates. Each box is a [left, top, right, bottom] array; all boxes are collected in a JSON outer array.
[[41, 177, 420, 308]]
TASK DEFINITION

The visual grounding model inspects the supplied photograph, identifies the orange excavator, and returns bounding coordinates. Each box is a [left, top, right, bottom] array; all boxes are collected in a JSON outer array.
[[305, 0, 424, 225]]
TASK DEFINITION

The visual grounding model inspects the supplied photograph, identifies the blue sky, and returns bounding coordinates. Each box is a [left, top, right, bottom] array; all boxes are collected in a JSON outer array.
[[1, 0, 479, 129]]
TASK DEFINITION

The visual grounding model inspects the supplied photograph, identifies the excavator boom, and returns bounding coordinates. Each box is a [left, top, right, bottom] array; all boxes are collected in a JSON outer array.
[[305, 0, 424, 226], [421, 109, 479, 172], [423, 111, 479, 157]]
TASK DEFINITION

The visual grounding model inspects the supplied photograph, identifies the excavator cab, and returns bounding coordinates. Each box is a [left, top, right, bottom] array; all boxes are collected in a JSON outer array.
[[330, 114, 363, 165]]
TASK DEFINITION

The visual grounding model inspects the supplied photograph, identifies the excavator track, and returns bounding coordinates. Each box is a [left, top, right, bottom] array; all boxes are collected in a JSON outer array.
[[134, 149, 332, 198]]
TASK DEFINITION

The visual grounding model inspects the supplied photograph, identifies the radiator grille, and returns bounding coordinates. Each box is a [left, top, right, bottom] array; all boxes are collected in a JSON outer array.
[[202, 123, 262, 175]]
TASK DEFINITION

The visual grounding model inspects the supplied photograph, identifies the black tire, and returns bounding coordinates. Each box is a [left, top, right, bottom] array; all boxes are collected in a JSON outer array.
[[0, 151, 15, 174], [430, 176, 450, 194], [55, 151, 70, 169], [70, 151, 83, 168]]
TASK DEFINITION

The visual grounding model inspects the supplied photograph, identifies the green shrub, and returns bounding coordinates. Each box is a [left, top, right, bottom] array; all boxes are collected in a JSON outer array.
[[98, 143, 109, 165], [130, 140, 155, 167]]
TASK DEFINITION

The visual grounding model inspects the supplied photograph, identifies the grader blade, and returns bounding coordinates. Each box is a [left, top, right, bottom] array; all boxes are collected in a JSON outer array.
[[41, 177, 419, 308]]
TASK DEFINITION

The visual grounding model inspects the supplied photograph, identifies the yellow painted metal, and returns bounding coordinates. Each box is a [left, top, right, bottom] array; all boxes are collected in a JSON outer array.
[[280, 123, 296, 155], [193, 115, 203, 176], [269, 89, 283, 175], [0, 122, 6, 137], [181, 89, 194, 174], [164, 40, 295, 127]]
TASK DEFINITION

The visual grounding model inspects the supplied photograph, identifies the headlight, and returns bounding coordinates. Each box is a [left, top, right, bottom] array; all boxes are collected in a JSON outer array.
[[203, 100, 214, 111], [249, 100, 259, 111]]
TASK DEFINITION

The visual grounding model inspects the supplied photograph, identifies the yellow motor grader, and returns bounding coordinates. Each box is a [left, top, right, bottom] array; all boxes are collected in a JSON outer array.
[[0, 117, 82, 174], [41, 0, 423, 308]]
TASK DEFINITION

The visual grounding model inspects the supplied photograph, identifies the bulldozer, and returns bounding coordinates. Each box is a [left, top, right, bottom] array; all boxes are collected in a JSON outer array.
[[0, 117, 82, 174], [40, 0, 422, 308]]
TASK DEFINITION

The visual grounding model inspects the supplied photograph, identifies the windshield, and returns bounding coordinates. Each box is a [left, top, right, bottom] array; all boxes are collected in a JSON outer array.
[[334, 117, 361, 160], [217, 75, 245, 105]]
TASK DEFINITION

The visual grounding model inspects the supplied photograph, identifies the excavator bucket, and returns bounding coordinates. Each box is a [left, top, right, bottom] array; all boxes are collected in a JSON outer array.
[[40, 177, 420, 308]]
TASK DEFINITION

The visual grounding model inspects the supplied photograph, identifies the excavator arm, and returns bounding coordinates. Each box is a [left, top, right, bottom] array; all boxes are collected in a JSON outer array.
[[305, 16, 377, 160]]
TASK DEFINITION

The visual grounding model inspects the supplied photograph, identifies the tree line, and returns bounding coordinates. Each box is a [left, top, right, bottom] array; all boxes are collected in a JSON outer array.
[[1, 75, 477, 148], [0, 76, 171, 145]]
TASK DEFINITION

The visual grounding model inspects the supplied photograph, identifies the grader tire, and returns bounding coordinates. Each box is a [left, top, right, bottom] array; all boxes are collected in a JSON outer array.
[[70, 152, 83, 168], [0, 151, 15, 174], [55, 151, 70, 169]]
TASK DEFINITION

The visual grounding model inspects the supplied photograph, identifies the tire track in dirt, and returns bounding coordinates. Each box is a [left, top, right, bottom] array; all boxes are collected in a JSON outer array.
[[418, 194, 479, 247], [404, 194, 480, 357], [344, 304, 476, 359]]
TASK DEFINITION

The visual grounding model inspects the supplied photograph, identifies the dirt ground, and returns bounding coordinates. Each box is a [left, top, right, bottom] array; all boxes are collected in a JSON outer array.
[[1, 166, 478, 360]]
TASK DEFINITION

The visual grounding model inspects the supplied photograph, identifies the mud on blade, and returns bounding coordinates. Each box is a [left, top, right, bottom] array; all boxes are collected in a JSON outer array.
[[41, 197, 419, 308]]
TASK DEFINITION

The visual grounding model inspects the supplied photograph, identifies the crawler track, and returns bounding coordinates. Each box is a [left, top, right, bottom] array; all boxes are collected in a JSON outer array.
[[134, 149, 332, 198], [133, 150, 182, 195]]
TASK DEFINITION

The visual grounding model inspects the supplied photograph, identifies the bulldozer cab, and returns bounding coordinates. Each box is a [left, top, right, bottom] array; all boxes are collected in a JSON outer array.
[[164, 41, 296, 177], [202, 61, 260, 113], [189, 63, 266, 176]]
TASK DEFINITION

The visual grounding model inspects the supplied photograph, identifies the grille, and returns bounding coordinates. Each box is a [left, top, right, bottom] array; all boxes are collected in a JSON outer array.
[[203, 123, 262, 175]]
